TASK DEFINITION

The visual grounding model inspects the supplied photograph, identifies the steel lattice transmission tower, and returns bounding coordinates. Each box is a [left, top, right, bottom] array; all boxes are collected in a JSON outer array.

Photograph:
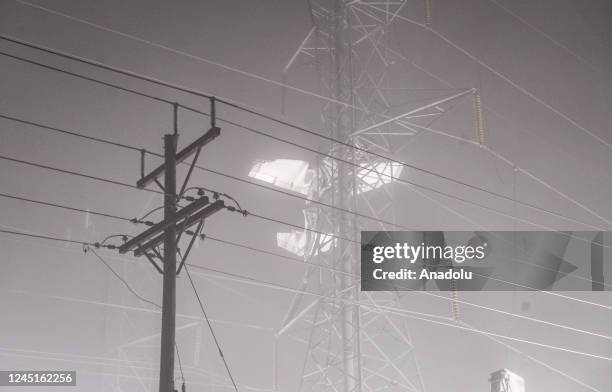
[[275, 1, 479, 392]]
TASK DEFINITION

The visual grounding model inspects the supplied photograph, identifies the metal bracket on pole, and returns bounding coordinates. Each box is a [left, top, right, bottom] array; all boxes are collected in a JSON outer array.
[[179, 147, 202, 197], [140, 149, 146, 178], [173, 102, 179, 136], [176, 219, 204, 275], [210, 96, 216, 128], [140, 245, 164, 274]]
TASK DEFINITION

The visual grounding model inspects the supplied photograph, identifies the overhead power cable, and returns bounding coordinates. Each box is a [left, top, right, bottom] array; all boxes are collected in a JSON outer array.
[[0, 227, 101, 247], [0, 50, 209, 118], [0, 32, 211, 101], [0, 190, 353, 277], [0, 45, 475, 195], [0, 191, 130, 222], [363, 3, 612, 152], [184, 263, 239, 392], [86, 246, 189, 389], [2, 188, 610, 296], [1, 40, 608, 228], [87, 246, 160, 309], [2, 191, 611, 341], [177, 263, 612, 362], [0, 112, 411, 231], [2, 227, 612, 363], [0, 154, 163, 195], [1, 116, 609, 262], [4, 4, 611, 227], [217, 114, 608, 229], [0, 155, 356, 244], [2, 110, 605, 233], [486, 0, 607, 76], [0, 48, 531, 230], [5, 0, 611, 201]]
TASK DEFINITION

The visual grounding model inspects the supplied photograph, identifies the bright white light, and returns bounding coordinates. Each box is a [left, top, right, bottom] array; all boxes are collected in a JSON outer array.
[[277, 230, 334, 257], [505, 370, 525, 392], [249, 159, 314, 196], [358, 161, 403, 193], [277, 230, 307, 256], [490, 369, 525, 392], [251, 158, 402, 256]]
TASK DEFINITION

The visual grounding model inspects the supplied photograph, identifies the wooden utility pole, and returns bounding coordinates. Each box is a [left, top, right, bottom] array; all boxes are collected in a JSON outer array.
[[159, 133, 178, 392], [117, 99, 223, 392]]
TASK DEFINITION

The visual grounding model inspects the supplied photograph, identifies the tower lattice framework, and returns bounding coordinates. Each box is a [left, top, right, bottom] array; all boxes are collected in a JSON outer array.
[[277, 1, 477, 392]]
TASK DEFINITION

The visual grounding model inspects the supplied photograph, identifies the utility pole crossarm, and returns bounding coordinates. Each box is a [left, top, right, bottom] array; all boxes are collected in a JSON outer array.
[[133, 199, 225, 257], [118, 195, 211, 254], [136, 126, 221, 189]]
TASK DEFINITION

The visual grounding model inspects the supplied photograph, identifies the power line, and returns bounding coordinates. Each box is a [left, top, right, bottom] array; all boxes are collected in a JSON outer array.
[[0, 113, 141, 152], [3, 109, 605, 234], [0, 191, 130, 222], [0, 50, 210, 118], [0, 51, 174, 106], [87, 246, 160, 309], [486, 0, 607, 76], [0, 5, 608, 270], [0, 50, 569, 228], [2, 226, 611, 362], [0, 227, 98, 247], [4, 119, 608, 290], [0, 152, 356, 245], [4, 4, 612, 229], [1, 41, 607, 230], [0, 191, 353, 278], [86, 247, 189, 389], [183, 264, 612, 362], [201, 234, 352, 277], [6, 0, 611, 207], [363, 3, 612, 153], [0, 112, 412, 232], [218, 96, 515, 198], [218, 113, 609, 229], [3, 0, 608, 380], [184, 263, 239, 392], [2, 188, 610, 295], [384, 46, 612, 230], [2, 191, 610, 339], [2, 120, 608, 290], [0, 154, 162, 195], [0, 33, 211, 101], [0, 45, 523, 230]]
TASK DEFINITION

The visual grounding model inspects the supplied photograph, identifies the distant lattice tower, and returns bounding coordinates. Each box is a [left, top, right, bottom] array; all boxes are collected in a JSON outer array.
[[276, 1, 480, 392], [489, 369, 525, 392]]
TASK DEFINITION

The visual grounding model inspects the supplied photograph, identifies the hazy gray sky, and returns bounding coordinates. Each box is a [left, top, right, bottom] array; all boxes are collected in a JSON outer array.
[[0, 1, 611, 391]]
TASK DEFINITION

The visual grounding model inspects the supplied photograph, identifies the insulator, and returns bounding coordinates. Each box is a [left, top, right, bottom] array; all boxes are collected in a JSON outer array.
[[449, 273, 460, 321], [474, 92, 485, 145], [424, 0, 432, 26]]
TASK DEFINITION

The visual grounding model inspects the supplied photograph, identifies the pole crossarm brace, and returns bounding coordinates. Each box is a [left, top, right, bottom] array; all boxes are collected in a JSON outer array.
[[133, 200, 225, 257], [118, 195, 211, 254], [136, 126, 221, 189]]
